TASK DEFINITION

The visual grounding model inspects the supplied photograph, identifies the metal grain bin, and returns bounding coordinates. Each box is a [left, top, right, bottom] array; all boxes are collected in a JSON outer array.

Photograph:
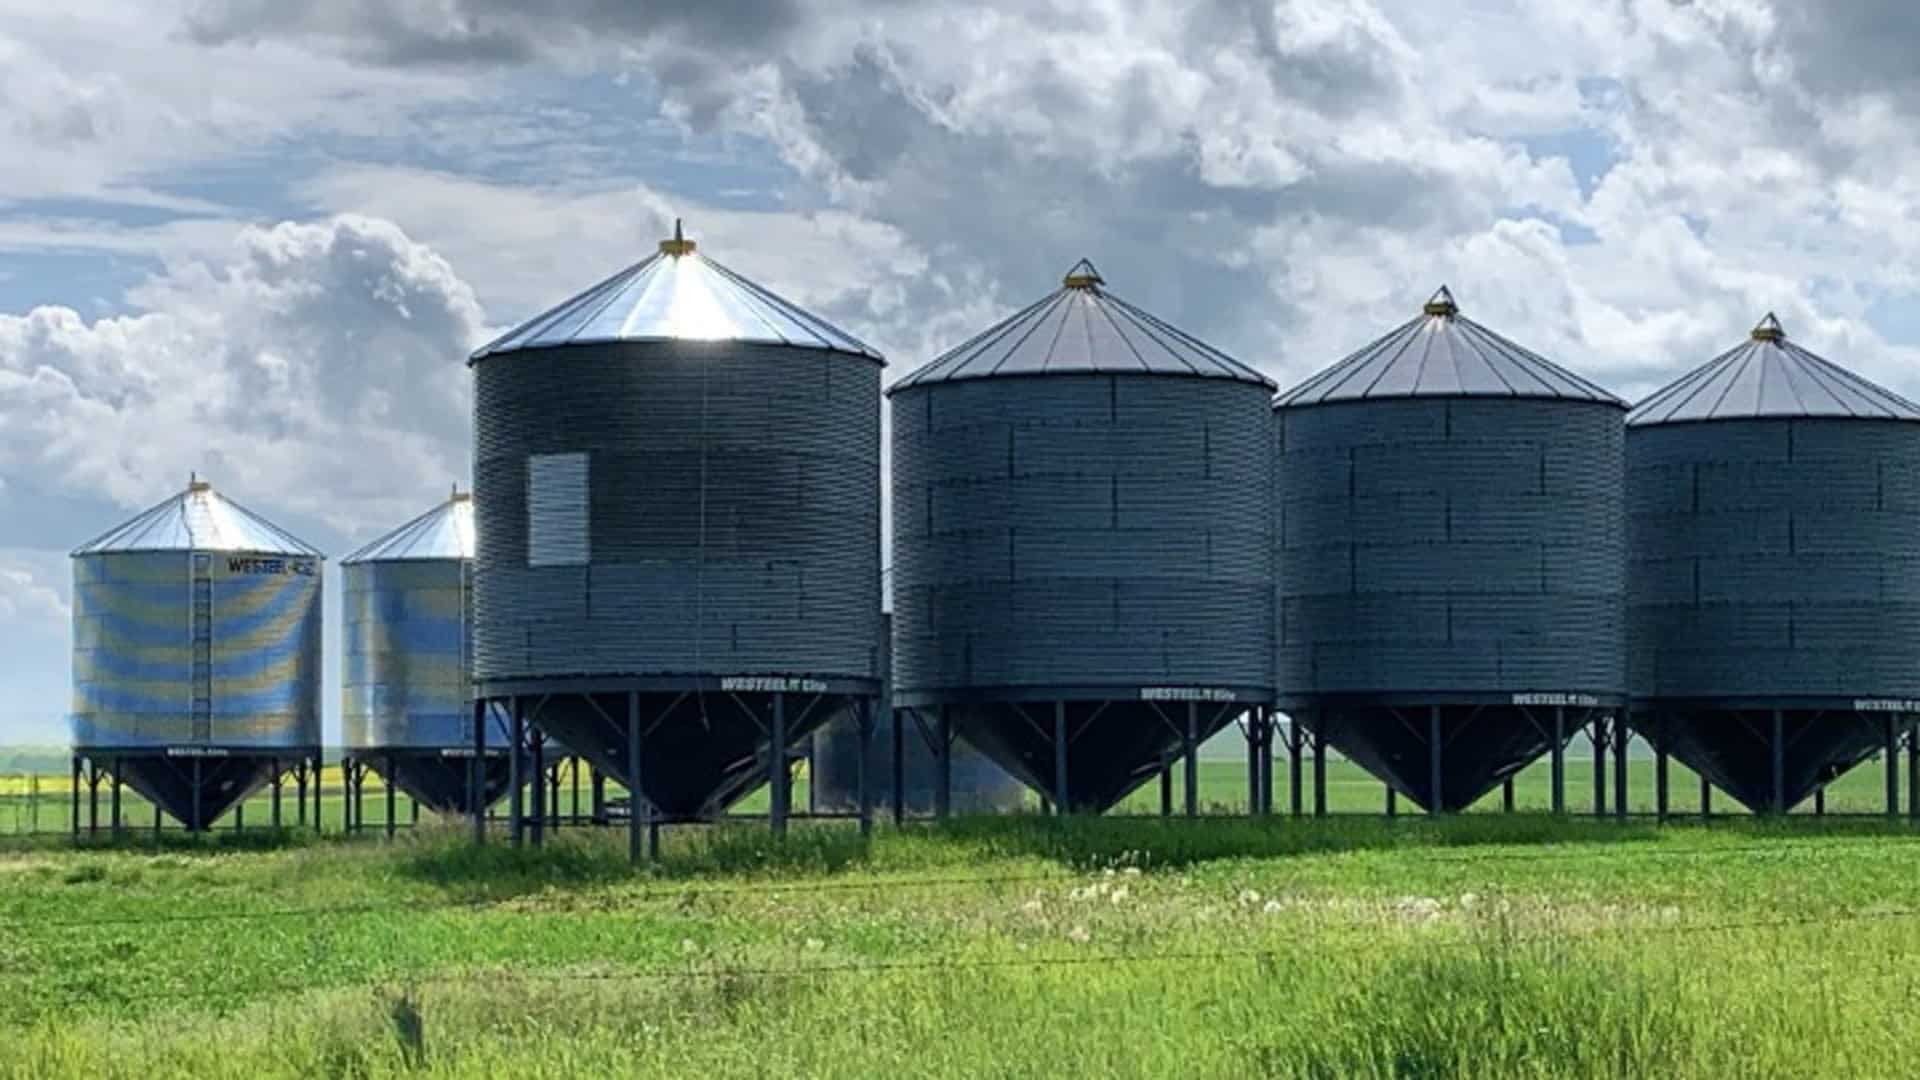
[[1276, 288, 1628, 812], [811, 615, 1024, 814], [469, 223, 884, 823], [1629, 314, 1920, 813], [342, 490, 521, 813], [890, 261, 1277, 814], [70, 478, 324, 829]]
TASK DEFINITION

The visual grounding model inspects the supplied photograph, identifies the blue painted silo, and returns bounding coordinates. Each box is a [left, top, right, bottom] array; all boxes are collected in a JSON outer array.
[[70, 478, 324, 829]]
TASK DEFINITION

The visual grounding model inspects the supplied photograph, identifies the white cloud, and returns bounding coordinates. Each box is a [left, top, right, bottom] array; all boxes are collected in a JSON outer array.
[[0, 215, 486, 538]]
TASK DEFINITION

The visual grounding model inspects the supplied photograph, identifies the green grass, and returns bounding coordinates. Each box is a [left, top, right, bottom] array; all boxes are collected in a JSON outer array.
[[0, 813, 1917, 1077]]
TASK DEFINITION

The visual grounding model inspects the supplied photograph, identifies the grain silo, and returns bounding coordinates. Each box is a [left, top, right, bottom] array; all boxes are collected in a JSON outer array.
[[341, 489, 520, 817], [890, 260, 1277, 815], [70, 478, 324, 832], [810, 614, 1024, 815], [1275, 288, 1628, 813], [468, 222, 883, 840], [1629, 314, 1920, 814]]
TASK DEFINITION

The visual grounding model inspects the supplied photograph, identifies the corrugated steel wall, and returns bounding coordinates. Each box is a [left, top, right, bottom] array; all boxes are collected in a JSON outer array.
[[71, 550, 322, 747], [891, 374, 1275, 698], [342, 559, 478, 749], [1278, 398, 1626, 697], [1629, 418, 1920, 700], [473, 343, 882, 682]]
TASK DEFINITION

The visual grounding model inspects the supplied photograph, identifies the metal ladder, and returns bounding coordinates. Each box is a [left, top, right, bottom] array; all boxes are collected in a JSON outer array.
[[190, 555, 213, 741]]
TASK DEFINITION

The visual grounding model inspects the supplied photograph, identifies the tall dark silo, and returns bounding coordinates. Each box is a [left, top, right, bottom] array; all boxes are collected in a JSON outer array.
[[1629, 314, 1920, 814], [468, 223, 883, 830], [1275, 288, 1628, 813], [342, 490, 522, 815], [70, 478, 324, 831], [890, 260, 1277, 815], [810, 615, 1025, 814]]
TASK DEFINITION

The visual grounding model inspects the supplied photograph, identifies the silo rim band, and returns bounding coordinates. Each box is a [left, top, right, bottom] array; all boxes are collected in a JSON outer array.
[[474, 673, 884, 698], [885, 366, 1275, 398], [72, 744, 325, 756], [892, 683, 1276, 708], [468, 336, 887, 368], [1272, 392, 1630, 414], [1626, 413, 1920, 430], [1630, 695, 1920, 713], [1274, 691, 1627, 711]]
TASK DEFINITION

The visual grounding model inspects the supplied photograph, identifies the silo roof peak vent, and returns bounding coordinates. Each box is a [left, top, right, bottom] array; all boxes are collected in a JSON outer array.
[[1062, 259, 1104, 290], [1422, 286, 1458, 318], [1751, 312, 1786, 342], [658, 218, 696, 257]]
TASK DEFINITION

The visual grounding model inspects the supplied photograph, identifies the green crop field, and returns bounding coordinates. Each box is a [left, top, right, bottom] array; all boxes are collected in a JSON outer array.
[[0, 805, 1917, 1078]]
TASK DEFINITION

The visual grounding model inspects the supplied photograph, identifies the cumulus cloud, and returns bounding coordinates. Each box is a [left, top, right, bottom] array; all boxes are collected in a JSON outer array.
[[0, 215, 486, 539]]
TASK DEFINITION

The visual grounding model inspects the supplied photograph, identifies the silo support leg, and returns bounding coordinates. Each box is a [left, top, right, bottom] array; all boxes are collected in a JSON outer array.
[[1184, 702, 1199, 818], [1428, 705, 1443, 817], [1655, 715, 1670, 822], [508, 699, 524, 849], [270, 761, 281, 830], [1160, 763, 1172, 817], [190, 757, 202, 835], [296, 763, 308, 828], [1386, 786, 1397, 818], [1615, 710, 1630, 820], [87, 763, 99, 837], [313, 753, 324, 834], [1258, 711, 1274, 816], [1245, 712, 1261, 818], [856, 700, 873, 839], [1886, 715, 1900, 819], [769, 692, 789, 840], [1591, 717, 1607, 818], [1289, 718, 1303, 818], [386, 754, 398, 840], [529, 732, 546, 848], [892, 707, 906, 826], [70, 757, 80, 840], [627, 692, 644, 864], [1701, 773, 1713, 819], [1312, 714, 1328, 818], [1502, 777, 1514, 814], [111, 760, 122, 838], [1771, 709, 1786, 816], [472, 699, 488, 845], [1815, 787, 1826, 816], [1054, 701, 1069, 816], [1550, 707, 1566, 816]]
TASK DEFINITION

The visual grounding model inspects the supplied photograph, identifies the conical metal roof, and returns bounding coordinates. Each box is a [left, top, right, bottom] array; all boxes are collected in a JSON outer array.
[[889, 259, 1273, 392], [342, 489, 475, 564], [72, 478, 322, 557], [1628, 314, 1920, 426], [469, 221, 882, 363], [1277, 287, 1624, 407]]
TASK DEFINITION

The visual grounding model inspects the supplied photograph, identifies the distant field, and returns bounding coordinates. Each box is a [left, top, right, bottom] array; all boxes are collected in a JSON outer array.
[[0, 747, 1908, 838], [0, 814, 1916, 1077]]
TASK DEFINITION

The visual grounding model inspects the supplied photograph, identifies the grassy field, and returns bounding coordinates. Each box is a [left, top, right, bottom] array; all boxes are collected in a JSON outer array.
[[0, 812, 1917, 1077]]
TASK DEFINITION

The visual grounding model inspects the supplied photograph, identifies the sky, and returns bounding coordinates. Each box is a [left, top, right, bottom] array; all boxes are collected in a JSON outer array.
[[4, 0, 1920, 745]]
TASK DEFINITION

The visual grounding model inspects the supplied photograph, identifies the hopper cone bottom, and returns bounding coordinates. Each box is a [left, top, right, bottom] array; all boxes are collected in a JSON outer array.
[[1313, 706, 1576, 813], [954, 701, 1241, 814], [111, 755, 282, 829], [1643, 710, 1888, 813]]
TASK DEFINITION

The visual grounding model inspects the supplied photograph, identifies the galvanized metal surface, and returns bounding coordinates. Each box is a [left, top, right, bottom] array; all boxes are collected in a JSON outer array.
[[891, 373, 1276, 700], [72, 481, 322, 556], [890, 261, 1273, 391], [1629, 316, 1920, 425], [71, 548, 323, 749], [470, 228, 879, 362], [341, 492, 474, 563], [1277, 397, 1627, 699], [1627, 417, 1920, 701], [1276, 288, 1622, 407], [341, 559, 485, 750], [472, 340, 883, 683]]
